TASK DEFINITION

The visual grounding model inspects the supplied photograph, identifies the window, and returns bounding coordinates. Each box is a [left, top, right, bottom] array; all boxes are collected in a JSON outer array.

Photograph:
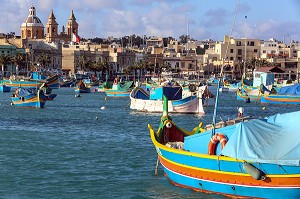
[[230, 57, 233, 60], [263, 50, 266, 53], [238, 49, 242, 55], [236, 41, 241, 46], [230, 49, 234, 53], [254, 49, 258, 53]]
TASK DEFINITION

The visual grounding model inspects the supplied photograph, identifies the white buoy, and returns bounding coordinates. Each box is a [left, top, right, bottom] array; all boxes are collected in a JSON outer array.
[[100, 106, 105, 110], [95, 117, 98, 120], [238, 107, 244, 117]]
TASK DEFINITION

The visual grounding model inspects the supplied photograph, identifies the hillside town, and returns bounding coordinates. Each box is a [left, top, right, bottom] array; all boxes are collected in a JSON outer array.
[[1, 5, 300, 82]]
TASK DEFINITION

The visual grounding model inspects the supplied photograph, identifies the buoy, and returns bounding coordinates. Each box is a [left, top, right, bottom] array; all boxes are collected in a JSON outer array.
[[238, 107, 244, 117], [100, 106, 105, 110], [95, 117, 98, 120], [75, 94, 81, 97], [166, 122, 172, 128], [104, 97, 107, 100], [243, 162, 266, 180], [10, 102, 14, 106], [262, 107, 266, 110]]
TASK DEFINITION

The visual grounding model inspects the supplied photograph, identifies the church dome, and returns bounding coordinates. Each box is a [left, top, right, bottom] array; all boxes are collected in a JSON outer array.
[[21, 5, 44, 28]]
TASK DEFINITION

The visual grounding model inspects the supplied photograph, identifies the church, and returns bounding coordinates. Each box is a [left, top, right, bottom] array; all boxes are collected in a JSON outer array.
[[21, 5, 80, 43]]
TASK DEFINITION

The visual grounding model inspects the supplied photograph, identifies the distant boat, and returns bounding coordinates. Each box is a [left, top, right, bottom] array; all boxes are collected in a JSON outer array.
[[10, 87, 47, 108], [60, 79, 76, 87], [148, 95, 300, 198], [3, 79, 41, 89], [45, 74, 60, 89], [260, 83, 300, 104], [0, 83, 11, 92], [40, 83, 57, 100], [75, 80, 91, 93], [130, 85, 208, 114], [104, 79, 133, 97]]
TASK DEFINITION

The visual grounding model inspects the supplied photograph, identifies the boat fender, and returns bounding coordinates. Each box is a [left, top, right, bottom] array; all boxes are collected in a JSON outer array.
[[243, 162, 266, 180], [166, 122, 172, 129], [208, 133, 228, 155]]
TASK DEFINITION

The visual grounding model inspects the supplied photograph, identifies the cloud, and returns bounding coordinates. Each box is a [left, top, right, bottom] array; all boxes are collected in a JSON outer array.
[[201, 8, 230, 27]]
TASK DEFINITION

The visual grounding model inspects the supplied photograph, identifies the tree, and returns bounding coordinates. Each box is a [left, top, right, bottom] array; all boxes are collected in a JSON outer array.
[[37, 52, 51, 70], [12, 52, 25, 75], [0, 54, 11, 77]]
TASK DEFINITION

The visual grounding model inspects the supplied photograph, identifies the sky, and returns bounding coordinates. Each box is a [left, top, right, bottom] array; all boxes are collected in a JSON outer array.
[[0, 0, 299, 42]]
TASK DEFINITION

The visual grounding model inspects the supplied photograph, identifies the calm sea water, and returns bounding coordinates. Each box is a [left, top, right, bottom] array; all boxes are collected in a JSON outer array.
[[0, 87, 299, 199]]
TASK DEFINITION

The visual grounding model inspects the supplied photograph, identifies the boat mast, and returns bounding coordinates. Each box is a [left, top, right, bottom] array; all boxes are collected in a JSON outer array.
[[243, 15, 247, 79], [212, 0, 240, 135]]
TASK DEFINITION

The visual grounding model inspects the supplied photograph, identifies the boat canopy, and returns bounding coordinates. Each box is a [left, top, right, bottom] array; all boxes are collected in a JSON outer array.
[[221, 111, 300, 166], [277, 83, 300, 95], [17, 87, 37, 97]]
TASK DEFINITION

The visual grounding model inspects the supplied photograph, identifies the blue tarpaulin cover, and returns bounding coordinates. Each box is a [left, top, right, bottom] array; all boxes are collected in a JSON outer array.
[[277, 83, 300, 95], [221, 111, 300, 166], [17, 88, 37, 97]]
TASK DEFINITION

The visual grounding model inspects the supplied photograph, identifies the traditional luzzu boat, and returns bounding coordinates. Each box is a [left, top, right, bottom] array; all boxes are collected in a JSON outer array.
[[130, 85, 211, 114], [0, 82, 11, 92], [260, 83, 300, 104], [236, 70, 275, 102], [104, 78, 133, 97], [3, 78, 41, 89], [148, 86, 300, 198], [40, 83, 57, 100], [74, 80, 91, 93], [10, 87, 47, 108]]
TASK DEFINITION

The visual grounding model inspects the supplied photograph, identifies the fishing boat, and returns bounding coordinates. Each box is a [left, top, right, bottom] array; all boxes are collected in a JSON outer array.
[[0, 82, 11, 92], [10, 87, 47, 108], [130, 85, 212, 114], [236, 70, 275, 102], [260, 83, 300, 104], [3, 79, 41, 89], [44, 74, 60, 89], [104, 78, 133, 97], [74, 80, 91, 93], [148, 93, 300, 198], [40, 83, 57, 100]]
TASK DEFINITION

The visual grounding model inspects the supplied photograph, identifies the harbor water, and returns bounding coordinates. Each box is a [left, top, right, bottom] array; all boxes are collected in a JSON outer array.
[[0, 87, 299, 199]]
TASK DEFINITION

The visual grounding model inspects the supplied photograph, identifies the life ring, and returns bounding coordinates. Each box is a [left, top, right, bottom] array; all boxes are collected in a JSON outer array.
[[208, 133, 228, 155]]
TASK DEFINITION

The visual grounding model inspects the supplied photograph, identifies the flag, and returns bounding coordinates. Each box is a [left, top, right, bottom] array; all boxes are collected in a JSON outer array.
[[72, 33, 80, 43]]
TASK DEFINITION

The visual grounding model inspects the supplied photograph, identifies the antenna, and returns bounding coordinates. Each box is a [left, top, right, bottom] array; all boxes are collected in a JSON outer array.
[[186, 12, 189, 56]]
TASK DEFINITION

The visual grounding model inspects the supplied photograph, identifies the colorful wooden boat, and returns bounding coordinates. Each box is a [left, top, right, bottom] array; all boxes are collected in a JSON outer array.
[[45, 74, 60, 89], [130, 86, 206, 114], [148, 95, 300, 198], [0, 83, 11, 92], [40, 83, 57, 100], [74, 80, 91, 93], [3, 79, 41, 89], [10, 87, 46, 108], [260, 83, 300, 104], [104, 80, 133, 97], [60, 79, 76, 87]]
